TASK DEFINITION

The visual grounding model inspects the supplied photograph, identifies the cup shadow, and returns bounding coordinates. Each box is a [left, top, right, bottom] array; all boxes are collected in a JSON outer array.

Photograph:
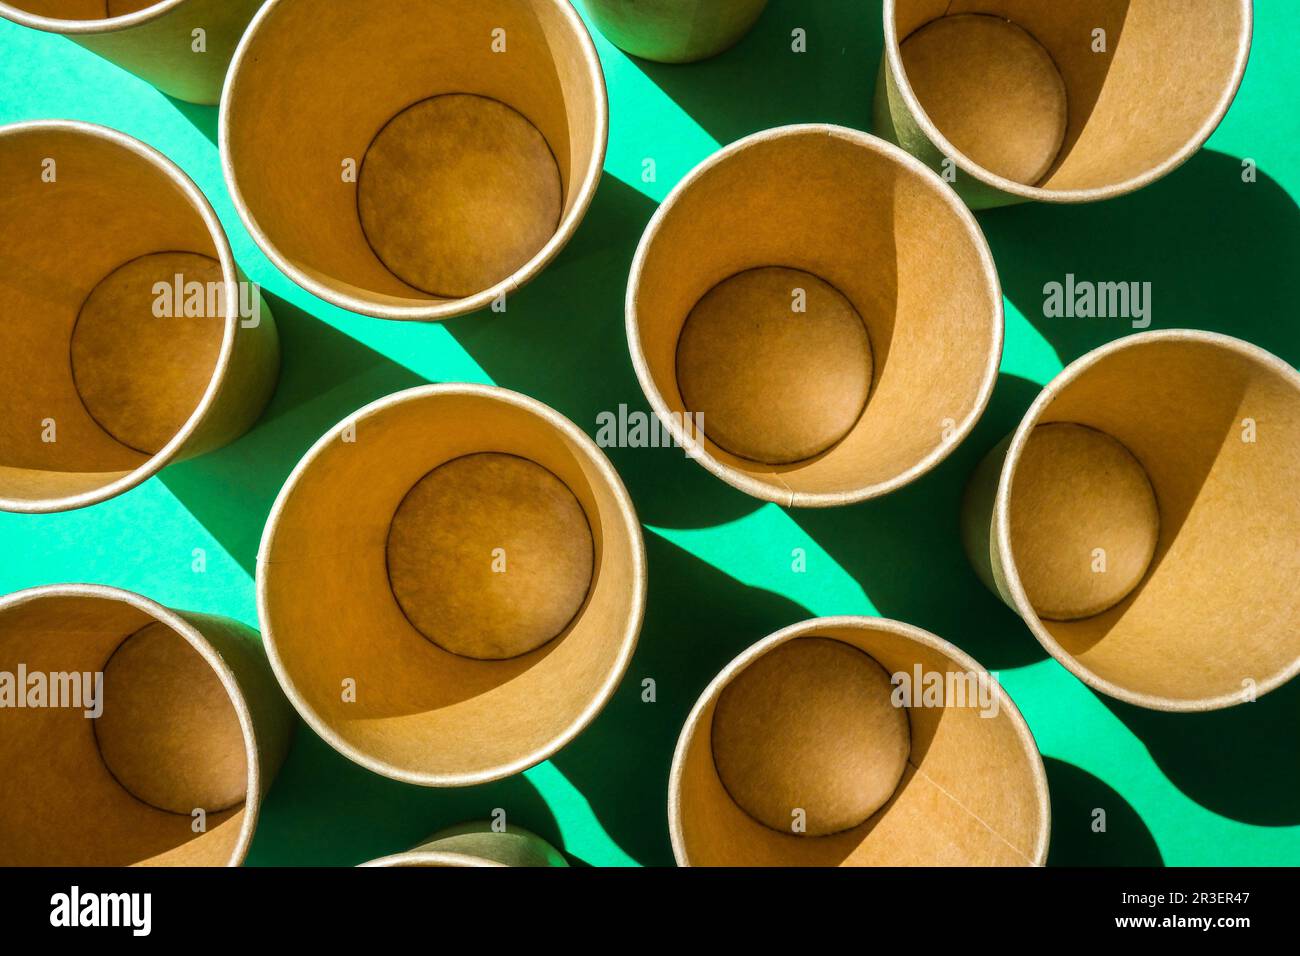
[[550, 532, 813, 866], [1043, 757, 1163, 866], [444, 172, 761, 530], [1097, 675, 1300, 827], [621, 0, 881, 146], [791, 372, 1050, 671], [245, 725, 563, 867], [980, 149, 1300, 368], [161, 293, 426, 574], [166, 95, 219, 145]]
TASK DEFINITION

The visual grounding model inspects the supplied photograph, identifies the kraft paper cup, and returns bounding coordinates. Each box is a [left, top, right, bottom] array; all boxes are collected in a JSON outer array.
[[222, 0, 608, 321], [581, 0, 768, 64], [0, 120, 279, 514], [361, 822, 568, 868], [0, 584, 294, 867], [258, 384, 646, 786], [962, 330, 1300, 711], [628, 125, 1002, 507], [669, 616, 1049, 866], [874, 0, 1253, 209], [0, 0, 266, 105]]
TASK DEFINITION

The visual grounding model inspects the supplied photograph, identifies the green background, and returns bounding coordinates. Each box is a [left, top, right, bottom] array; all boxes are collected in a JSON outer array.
[[1, 0, 1296, 866]]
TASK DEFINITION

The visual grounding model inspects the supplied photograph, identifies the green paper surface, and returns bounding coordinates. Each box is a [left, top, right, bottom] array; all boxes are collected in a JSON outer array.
[[0, 0, 1296, 866]]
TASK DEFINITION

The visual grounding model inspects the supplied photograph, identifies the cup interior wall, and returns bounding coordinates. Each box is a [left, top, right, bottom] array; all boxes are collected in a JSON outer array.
[[0, 593, 248, 866], [224, 0, 602, 310], [891, 0, 1249, 193], [1005, 338, 1300, 704], [0, 126, 224, 505], [260, 391, 639, 780]]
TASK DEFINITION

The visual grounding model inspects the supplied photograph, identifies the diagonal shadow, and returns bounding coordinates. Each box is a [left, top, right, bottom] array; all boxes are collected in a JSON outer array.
[[245, 724, 563, 867], [791, 372, 1050, 671], [1097, 675, 1300, 827], [1043, 757, 1162, 866], [161, 292, 426, 574], [550, 532, 812, 866], [444, 172, 761, 530], [980, 150, 1300, 369], [621, 0, 881, 146]]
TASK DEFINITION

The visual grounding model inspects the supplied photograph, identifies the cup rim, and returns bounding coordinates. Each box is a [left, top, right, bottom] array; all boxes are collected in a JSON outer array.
[[0, 582, 267, 866], [256, 382, 647, 786], [881, 0, 1254, 204], [994, 329, 1300, 711], [0, 0, 188, 34], [667, 614, 1050, 866], [626, 123, 1003, 507], [0, 119, 245, 515], [218, 0, 610, 322]]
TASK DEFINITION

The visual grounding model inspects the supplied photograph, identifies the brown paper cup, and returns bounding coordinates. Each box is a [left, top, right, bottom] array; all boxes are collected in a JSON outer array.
[[962, 330, 1300, 711], [582, 0, 768, 64], [627, 125, 1002, 506], [0, 584, 294, 866], [0, 120, 279, 514], [874, 0, 1253, 209], [361, 822, 568, 868], [221, 0, 608, 322], [669, 616, 1049, 866], [258, 384, 646, 785], [0, 0, 266, 105]]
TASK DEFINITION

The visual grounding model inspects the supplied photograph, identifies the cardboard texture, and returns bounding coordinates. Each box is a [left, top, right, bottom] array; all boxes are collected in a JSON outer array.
[[0, 0, 266, 105], [0, 121, 279, 514], [362, 822, 568, 868], [386, 452, 596, 661], [675, 266, 874, 465], [221, 0, 608, 321], [670, 617, 1050, 866], [874, 0, 1253, 208], [0, 585, 294, 866], [581, 0, 768, 64], [627, 125, 1002, 506], [962, 331, 1300, 711], [710, 637, 910, 836], [257, 384, 646, 786]]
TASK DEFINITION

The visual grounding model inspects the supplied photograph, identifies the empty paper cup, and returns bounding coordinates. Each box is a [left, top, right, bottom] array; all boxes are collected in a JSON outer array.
[[670, 616, 1049, 866], [581, 0, 768, 63], [962, 330, 1300, 711], [0, 0, 267, 105], [627, 125, 1002, 506], [222, 0, 607, 321], [874, 0, 1253, 208], [0, 120, 279, 514], [361, 822, 568, 867], [258, 384, 645, 785], [0, 584, 293, 866]]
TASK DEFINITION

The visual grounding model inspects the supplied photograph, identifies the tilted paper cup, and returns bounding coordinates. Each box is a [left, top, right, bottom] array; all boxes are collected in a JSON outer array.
[[258, 384, 646, 786], [222, 0, 607, 321], [581, 0, 768, 64], [627, 125, 1002, 506], [361, 822, 568, 868], [669, 616, 1049, 866], [0, 0, 266, 105], [874, 0, 1253, 209], [0, 120, 279, 514], [0, 584, 293, 866], [962, 330, 1300, 711]]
